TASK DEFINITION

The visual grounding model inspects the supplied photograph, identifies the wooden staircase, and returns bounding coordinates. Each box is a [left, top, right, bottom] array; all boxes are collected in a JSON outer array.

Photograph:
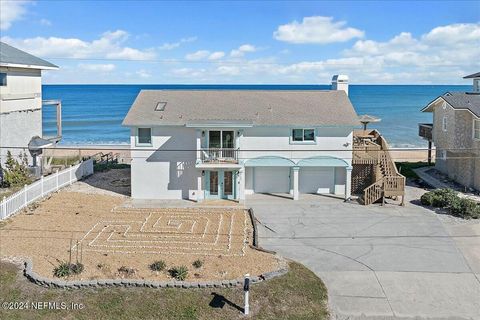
[[353, 130, 405, 206]]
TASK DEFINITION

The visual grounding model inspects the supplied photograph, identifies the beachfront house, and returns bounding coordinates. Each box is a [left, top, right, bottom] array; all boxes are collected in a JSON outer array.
[[419, 72, 480, 191], [0, 42, 62, 172], [123, 75, 360, 202]]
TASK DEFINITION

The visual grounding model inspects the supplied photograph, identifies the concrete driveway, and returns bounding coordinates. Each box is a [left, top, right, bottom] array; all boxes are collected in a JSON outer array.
[[246, 189, 480, 319]]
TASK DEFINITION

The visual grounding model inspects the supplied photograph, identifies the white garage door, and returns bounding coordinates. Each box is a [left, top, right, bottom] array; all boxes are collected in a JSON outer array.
[[300, 167, 334, 194], [254, 167, 290, 193]]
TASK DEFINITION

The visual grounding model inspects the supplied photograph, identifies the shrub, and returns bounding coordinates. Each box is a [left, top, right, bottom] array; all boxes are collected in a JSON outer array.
[[421, 188, 479, 219], [2, 151, 32, 188], [420, 192, 435, 206], [118, 266, 136, 276], [94, 162, 130, 172], [169, 266, 188, 281], [53, 262, 72, 278], [192, 259, 203, 269], [451, 198, 480, 219], [431, 189, 458, 208], [53, 262, 84, 278], [150, 260, 166, 271]]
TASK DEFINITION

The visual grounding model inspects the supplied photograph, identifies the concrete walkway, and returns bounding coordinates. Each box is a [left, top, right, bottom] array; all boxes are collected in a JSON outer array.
[[246, 191, 480, 319]]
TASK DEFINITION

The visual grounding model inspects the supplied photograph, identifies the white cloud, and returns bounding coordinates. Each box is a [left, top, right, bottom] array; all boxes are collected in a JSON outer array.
[[39, 18, 52, 26], [230, 44, 257, 57], [273, 16, 364, 44], [185, 50, 210, 60], [208, 51, 225, 60], [0, 0, 31, 30], [1, 30, 156, 60], [78, 63, 116, 72], [159, 36, 197, 50], [136, 69, 151, 78]]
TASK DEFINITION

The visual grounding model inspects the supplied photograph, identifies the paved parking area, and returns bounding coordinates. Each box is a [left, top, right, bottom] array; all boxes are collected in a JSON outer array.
[[246, 189, 480, 319]]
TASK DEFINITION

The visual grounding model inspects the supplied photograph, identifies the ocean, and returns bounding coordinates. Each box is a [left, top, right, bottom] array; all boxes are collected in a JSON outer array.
[[42, 84, 471, 148]]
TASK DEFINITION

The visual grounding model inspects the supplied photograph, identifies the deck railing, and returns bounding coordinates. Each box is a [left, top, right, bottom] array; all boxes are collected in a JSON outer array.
[[0, 159, 93, 220], [418, 123, 433, 141], [200, 148, 239, 163]]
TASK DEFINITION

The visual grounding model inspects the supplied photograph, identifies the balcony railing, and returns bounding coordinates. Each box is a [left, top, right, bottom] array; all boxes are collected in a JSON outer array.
[[200, 148, 238, 164], [418, 123, 433, 141]]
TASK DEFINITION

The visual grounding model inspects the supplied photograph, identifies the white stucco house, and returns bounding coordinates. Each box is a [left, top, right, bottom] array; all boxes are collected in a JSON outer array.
[[123, 75, 359, 202], [0, 42, 61, 169]]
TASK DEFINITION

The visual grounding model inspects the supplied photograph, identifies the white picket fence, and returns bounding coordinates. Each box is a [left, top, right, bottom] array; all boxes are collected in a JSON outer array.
[[0, 159, 93, 220]]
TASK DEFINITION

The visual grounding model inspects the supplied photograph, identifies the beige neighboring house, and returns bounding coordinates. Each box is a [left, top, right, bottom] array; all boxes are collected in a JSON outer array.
[[0, 42, 61, 174], [419, 72, 480, 190]]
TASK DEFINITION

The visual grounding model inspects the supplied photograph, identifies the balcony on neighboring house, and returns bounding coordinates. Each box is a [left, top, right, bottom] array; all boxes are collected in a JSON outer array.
[[418, 123, 433, 141]]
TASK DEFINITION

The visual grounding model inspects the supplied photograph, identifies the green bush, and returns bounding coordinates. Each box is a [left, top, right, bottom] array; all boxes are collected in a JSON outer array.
[[169, 266, 188, 281], [2, 151, 32, 188], [149, 260, 166, 271], [53, 262, 84, 278], [192, 259, 203, 269], [421, 188, 479, 219], [451, 198, 480, 219]]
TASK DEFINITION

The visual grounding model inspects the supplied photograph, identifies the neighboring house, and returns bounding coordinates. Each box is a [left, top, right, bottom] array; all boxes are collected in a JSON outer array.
[[419, 72, 480, 190], [123, 75, 359, 202], [0, 42, 62, 170]]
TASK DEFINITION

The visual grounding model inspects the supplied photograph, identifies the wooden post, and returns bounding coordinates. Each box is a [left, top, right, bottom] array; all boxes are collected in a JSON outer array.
[[24, 184, 27, 207], [40, 176, 44, 197], [56, 169, 59, 190], [427, 140, 432, 165], [2, 196, 6, 219]]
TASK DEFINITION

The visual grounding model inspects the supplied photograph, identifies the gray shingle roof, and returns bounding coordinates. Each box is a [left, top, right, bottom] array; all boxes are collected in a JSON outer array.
[[442, 92, 480, 117], [423, 92, 480, 117], [0, 42, 58, 69], [463, 72, 480, 79], [122, 90, 360, 127]]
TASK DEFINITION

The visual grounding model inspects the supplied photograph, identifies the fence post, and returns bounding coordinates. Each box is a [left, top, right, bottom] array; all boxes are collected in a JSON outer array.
[[24, 184, 28, 208], [41, 175, 44, 197], [1, 196, 6, 219], [69, 165, 73, 185], [56, 169, 59, 190]]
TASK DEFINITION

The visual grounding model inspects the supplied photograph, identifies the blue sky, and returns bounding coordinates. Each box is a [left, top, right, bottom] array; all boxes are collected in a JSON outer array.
[[1, 0, 479, 84]]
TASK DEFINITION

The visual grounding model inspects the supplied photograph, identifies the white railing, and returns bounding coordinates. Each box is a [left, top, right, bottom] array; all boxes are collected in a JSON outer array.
[[0, 159, 93, 220]]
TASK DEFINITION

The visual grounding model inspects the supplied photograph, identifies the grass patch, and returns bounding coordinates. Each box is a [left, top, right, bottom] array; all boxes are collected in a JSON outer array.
[[94, 162, 130, 172], [0, 261, 328, 320], [50, 156, 81, 166], [396, 161, 434, 179]]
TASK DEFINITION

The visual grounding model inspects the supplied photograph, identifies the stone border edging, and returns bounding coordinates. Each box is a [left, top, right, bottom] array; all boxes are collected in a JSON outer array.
[[247, 208, 259, 247], [22, 259, 288, 289]]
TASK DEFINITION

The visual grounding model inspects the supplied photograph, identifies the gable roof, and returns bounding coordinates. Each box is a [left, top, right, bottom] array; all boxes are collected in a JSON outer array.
[[464, 72, 480, 79], [0, 42, 58, 70], [422, 92, 480, 118], [122, 89, 360, 127]]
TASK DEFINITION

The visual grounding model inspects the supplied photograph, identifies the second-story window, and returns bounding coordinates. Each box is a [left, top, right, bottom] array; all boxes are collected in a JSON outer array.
[[474, 119, 480, 140], [292, 129, 315, 142], [442, 116, 447, 132], [137, 127, 152, 145], [0, 73, 6, 86]]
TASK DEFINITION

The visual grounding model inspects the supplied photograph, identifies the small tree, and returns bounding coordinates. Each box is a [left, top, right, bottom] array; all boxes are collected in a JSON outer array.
[[2, 151, 31, 187]]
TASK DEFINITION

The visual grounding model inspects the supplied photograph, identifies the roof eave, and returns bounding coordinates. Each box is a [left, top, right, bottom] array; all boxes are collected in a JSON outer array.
[[0, 62, 59, 70]]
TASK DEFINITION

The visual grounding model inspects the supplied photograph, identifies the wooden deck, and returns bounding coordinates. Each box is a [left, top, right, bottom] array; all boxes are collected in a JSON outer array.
[[352, 130, 406, 205]]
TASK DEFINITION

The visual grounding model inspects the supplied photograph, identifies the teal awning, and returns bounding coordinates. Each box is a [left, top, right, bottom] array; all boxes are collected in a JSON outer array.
[[244, 156, 295, 167], [297, 156, 349, 167]]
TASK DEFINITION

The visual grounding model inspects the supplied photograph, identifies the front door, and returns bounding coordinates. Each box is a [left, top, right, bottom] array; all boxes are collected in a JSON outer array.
[[206, 170, 235, 200]]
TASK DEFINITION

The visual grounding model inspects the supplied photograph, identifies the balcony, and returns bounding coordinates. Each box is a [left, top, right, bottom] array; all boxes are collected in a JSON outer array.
[[200, 148, 239, 164], [418, 123, 433, 141]]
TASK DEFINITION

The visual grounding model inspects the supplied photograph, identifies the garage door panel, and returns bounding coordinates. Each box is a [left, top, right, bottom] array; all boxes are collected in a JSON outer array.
[[254, 167, 290, 193], [300, 167, 334, 194]]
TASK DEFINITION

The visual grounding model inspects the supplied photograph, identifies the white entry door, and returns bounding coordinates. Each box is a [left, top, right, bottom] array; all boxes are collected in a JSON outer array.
[[253, 167, 290, 193], [299, 167, 334, 194]]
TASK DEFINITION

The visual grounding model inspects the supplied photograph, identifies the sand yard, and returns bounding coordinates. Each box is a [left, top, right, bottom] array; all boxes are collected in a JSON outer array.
[[0, 191, 279, 282]]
